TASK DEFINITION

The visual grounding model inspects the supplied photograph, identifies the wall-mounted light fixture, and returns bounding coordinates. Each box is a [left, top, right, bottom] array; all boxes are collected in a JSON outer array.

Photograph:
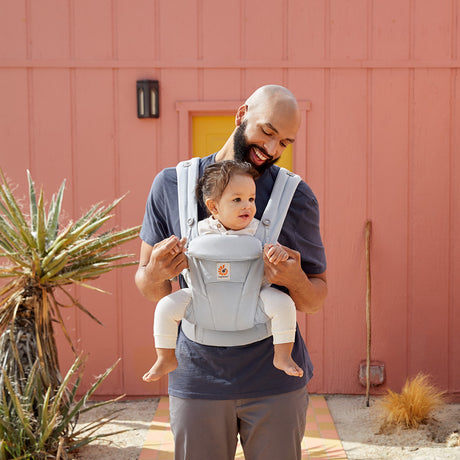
[[137, 80, 159, 118]]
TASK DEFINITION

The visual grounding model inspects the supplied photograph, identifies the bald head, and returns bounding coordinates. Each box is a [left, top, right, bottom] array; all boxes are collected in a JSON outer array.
[[243, 85, 300, 133], [245, 85, 298, 109]]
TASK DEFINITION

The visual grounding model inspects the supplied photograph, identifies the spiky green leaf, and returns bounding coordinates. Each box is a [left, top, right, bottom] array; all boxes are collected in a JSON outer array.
[[27, 170, 37, 234], [46, 179, 65, 242]]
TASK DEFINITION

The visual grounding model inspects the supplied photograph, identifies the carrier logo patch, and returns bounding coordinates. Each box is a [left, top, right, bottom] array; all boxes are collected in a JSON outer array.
[[217, 263, 230, 279]]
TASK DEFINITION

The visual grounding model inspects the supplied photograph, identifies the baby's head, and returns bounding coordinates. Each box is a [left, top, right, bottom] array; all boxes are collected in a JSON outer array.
[[197, 160, 258, 231]]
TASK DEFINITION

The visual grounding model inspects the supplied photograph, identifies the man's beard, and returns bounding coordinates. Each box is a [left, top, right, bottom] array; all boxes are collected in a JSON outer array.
[[233, 121, 278, 174]]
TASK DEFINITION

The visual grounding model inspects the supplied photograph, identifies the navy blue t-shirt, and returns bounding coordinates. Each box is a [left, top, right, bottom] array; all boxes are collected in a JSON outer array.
[[140, 154, 327, 399]]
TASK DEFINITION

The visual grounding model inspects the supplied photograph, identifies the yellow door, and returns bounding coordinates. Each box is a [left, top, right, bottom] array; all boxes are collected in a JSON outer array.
[[192, 116, 293, 171]]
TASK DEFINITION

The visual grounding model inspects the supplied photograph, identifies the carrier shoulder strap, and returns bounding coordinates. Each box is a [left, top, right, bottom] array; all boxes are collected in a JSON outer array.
[[176, 157, 200, 241], [177, 159, 301, 244], [254, 168, 301, 244]]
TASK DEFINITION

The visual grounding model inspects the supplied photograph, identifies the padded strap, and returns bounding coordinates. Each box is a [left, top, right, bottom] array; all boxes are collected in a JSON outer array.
[[176, 158, 200, 241], [255, 168, 301, 244], [181, 318, 272, 347]]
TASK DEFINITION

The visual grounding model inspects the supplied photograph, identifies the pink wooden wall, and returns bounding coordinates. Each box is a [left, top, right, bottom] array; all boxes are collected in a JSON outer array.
[[1, 0, 459, 400]]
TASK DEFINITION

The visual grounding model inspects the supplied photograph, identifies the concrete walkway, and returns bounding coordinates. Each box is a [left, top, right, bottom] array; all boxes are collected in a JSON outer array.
[[139, 395, 347, 460]]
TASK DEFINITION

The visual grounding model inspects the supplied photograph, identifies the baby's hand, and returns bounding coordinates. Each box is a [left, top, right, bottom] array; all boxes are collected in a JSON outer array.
[[169, 237, 187, 255], [264, 243, 289, 265]]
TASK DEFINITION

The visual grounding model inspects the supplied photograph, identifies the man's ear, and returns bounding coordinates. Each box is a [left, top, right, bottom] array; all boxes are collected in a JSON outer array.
[[205, 198, 218, 215], [235, 105, 248, 126]]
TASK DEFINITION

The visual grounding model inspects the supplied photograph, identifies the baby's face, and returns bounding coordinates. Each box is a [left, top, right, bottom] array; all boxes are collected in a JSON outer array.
[[207, 173, 256, 231]]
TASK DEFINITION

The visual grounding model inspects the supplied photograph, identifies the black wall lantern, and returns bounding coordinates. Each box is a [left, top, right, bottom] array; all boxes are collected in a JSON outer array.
[[137, 80, 159, 118]]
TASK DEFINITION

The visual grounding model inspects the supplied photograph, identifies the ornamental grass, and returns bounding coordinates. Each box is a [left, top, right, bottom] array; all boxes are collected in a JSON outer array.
[[378, 373, 446, 431]]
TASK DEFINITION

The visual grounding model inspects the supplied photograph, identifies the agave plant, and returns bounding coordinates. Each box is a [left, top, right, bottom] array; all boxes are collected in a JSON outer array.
[[0, 168, 140, 399], [0, 355, 126, 459]]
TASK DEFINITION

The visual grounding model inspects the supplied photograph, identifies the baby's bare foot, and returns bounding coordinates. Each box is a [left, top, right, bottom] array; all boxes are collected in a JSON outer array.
[[143, 357, 177, 382], [273, 355, 304, 378]]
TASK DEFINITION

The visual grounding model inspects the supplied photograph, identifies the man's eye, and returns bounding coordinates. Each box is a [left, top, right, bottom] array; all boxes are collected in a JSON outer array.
[[280, 142, 287, 148]]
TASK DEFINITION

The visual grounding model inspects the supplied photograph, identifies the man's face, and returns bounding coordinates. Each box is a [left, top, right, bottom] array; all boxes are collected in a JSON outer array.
[[233, 121, 277, 174], [233, 101, 299, 174]]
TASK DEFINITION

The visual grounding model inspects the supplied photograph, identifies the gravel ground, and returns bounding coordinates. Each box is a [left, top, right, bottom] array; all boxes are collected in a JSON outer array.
[[74, 395, 460, 459]]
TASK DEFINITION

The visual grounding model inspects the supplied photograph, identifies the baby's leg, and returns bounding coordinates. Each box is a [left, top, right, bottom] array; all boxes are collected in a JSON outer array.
[[259, 286, 304, 378], [143, 288, 192, 382]]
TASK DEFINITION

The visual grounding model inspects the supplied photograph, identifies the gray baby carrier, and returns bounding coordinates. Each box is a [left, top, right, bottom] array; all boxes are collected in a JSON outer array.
[[177, 158, 301, 346]]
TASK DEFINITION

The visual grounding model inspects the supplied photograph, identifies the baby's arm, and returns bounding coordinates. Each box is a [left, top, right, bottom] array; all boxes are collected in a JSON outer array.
[[264, 243, 289, 265]]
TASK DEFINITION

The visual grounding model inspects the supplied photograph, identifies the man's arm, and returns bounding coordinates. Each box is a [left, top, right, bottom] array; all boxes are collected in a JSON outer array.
[[263, 244, 327, 314], [135, 236, 188, 303]]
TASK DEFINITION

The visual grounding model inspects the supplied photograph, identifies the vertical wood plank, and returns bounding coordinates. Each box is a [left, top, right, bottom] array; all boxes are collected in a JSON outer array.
[[201, 0, 240, 62], [288, 0, 326, 62], [74, 0, 113, 59], [408, 69, 450, 385], [159, 0, 198, 62], [0, 70, 30, 180], [370, 69, 410, 391], [372, 0, 410, 60], [413, 0, 452, 59], [117, 0, 157, 60], [329, 0, 368, 60], [0, 0, 27, 59], [324, 69, 368, 393], [117, 68, 164, 396], [243, 0, 284, 61], [73, 68, 121, 394], [29, 0, 70, 59], [451, 70, 460, 395], [158, 69, 199, 167], [30, 70, 73, 193]]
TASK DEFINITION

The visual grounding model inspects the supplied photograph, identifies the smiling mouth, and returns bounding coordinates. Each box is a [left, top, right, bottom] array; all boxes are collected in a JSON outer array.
[[251, 146, 271, 163]]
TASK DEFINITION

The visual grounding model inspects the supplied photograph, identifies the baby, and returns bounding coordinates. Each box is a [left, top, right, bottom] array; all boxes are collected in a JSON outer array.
[[143, 160, 303, 382]]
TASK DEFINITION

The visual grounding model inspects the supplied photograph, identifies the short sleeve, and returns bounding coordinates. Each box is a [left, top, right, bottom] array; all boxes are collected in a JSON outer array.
[[278, 181, 327, 275], [139, 168, 179, 247]]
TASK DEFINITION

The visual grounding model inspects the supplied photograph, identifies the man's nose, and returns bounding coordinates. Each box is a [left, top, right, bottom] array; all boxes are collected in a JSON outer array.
[[263, 138, 278, 157]]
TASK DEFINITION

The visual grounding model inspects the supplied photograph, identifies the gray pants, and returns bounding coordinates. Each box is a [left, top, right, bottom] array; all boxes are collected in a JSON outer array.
[[170, 386, 309, 460]]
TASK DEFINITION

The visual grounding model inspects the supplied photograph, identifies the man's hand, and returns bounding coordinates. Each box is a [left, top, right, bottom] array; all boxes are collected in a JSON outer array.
[[135, 236, 188, 302], [263, 243, 328, 314], [263, 244, 300, 286], [147, 235, 188, 281]]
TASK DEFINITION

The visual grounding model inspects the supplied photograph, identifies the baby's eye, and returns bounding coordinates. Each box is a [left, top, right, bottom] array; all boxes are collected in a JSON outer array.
[[233, 198, 241, 202], [249, 197, 255, 202]]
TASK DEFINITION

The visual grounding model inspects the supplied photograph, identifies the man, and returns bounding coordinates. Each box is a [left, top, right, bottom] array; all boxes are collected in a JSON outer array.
[[136, 85, 327, 460]]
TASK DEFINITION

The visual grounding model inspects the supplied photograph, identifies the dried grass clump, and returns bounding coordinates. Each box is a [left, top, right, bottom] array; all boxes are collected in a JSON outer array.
[[378, 373, 445, 431], [446, 431, 460, 447]]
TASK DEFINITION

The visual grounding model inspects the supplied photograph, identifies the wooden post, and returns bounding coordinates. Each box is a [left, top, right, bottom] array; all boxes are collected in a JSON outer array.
[[365, 220, 372, 407]]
